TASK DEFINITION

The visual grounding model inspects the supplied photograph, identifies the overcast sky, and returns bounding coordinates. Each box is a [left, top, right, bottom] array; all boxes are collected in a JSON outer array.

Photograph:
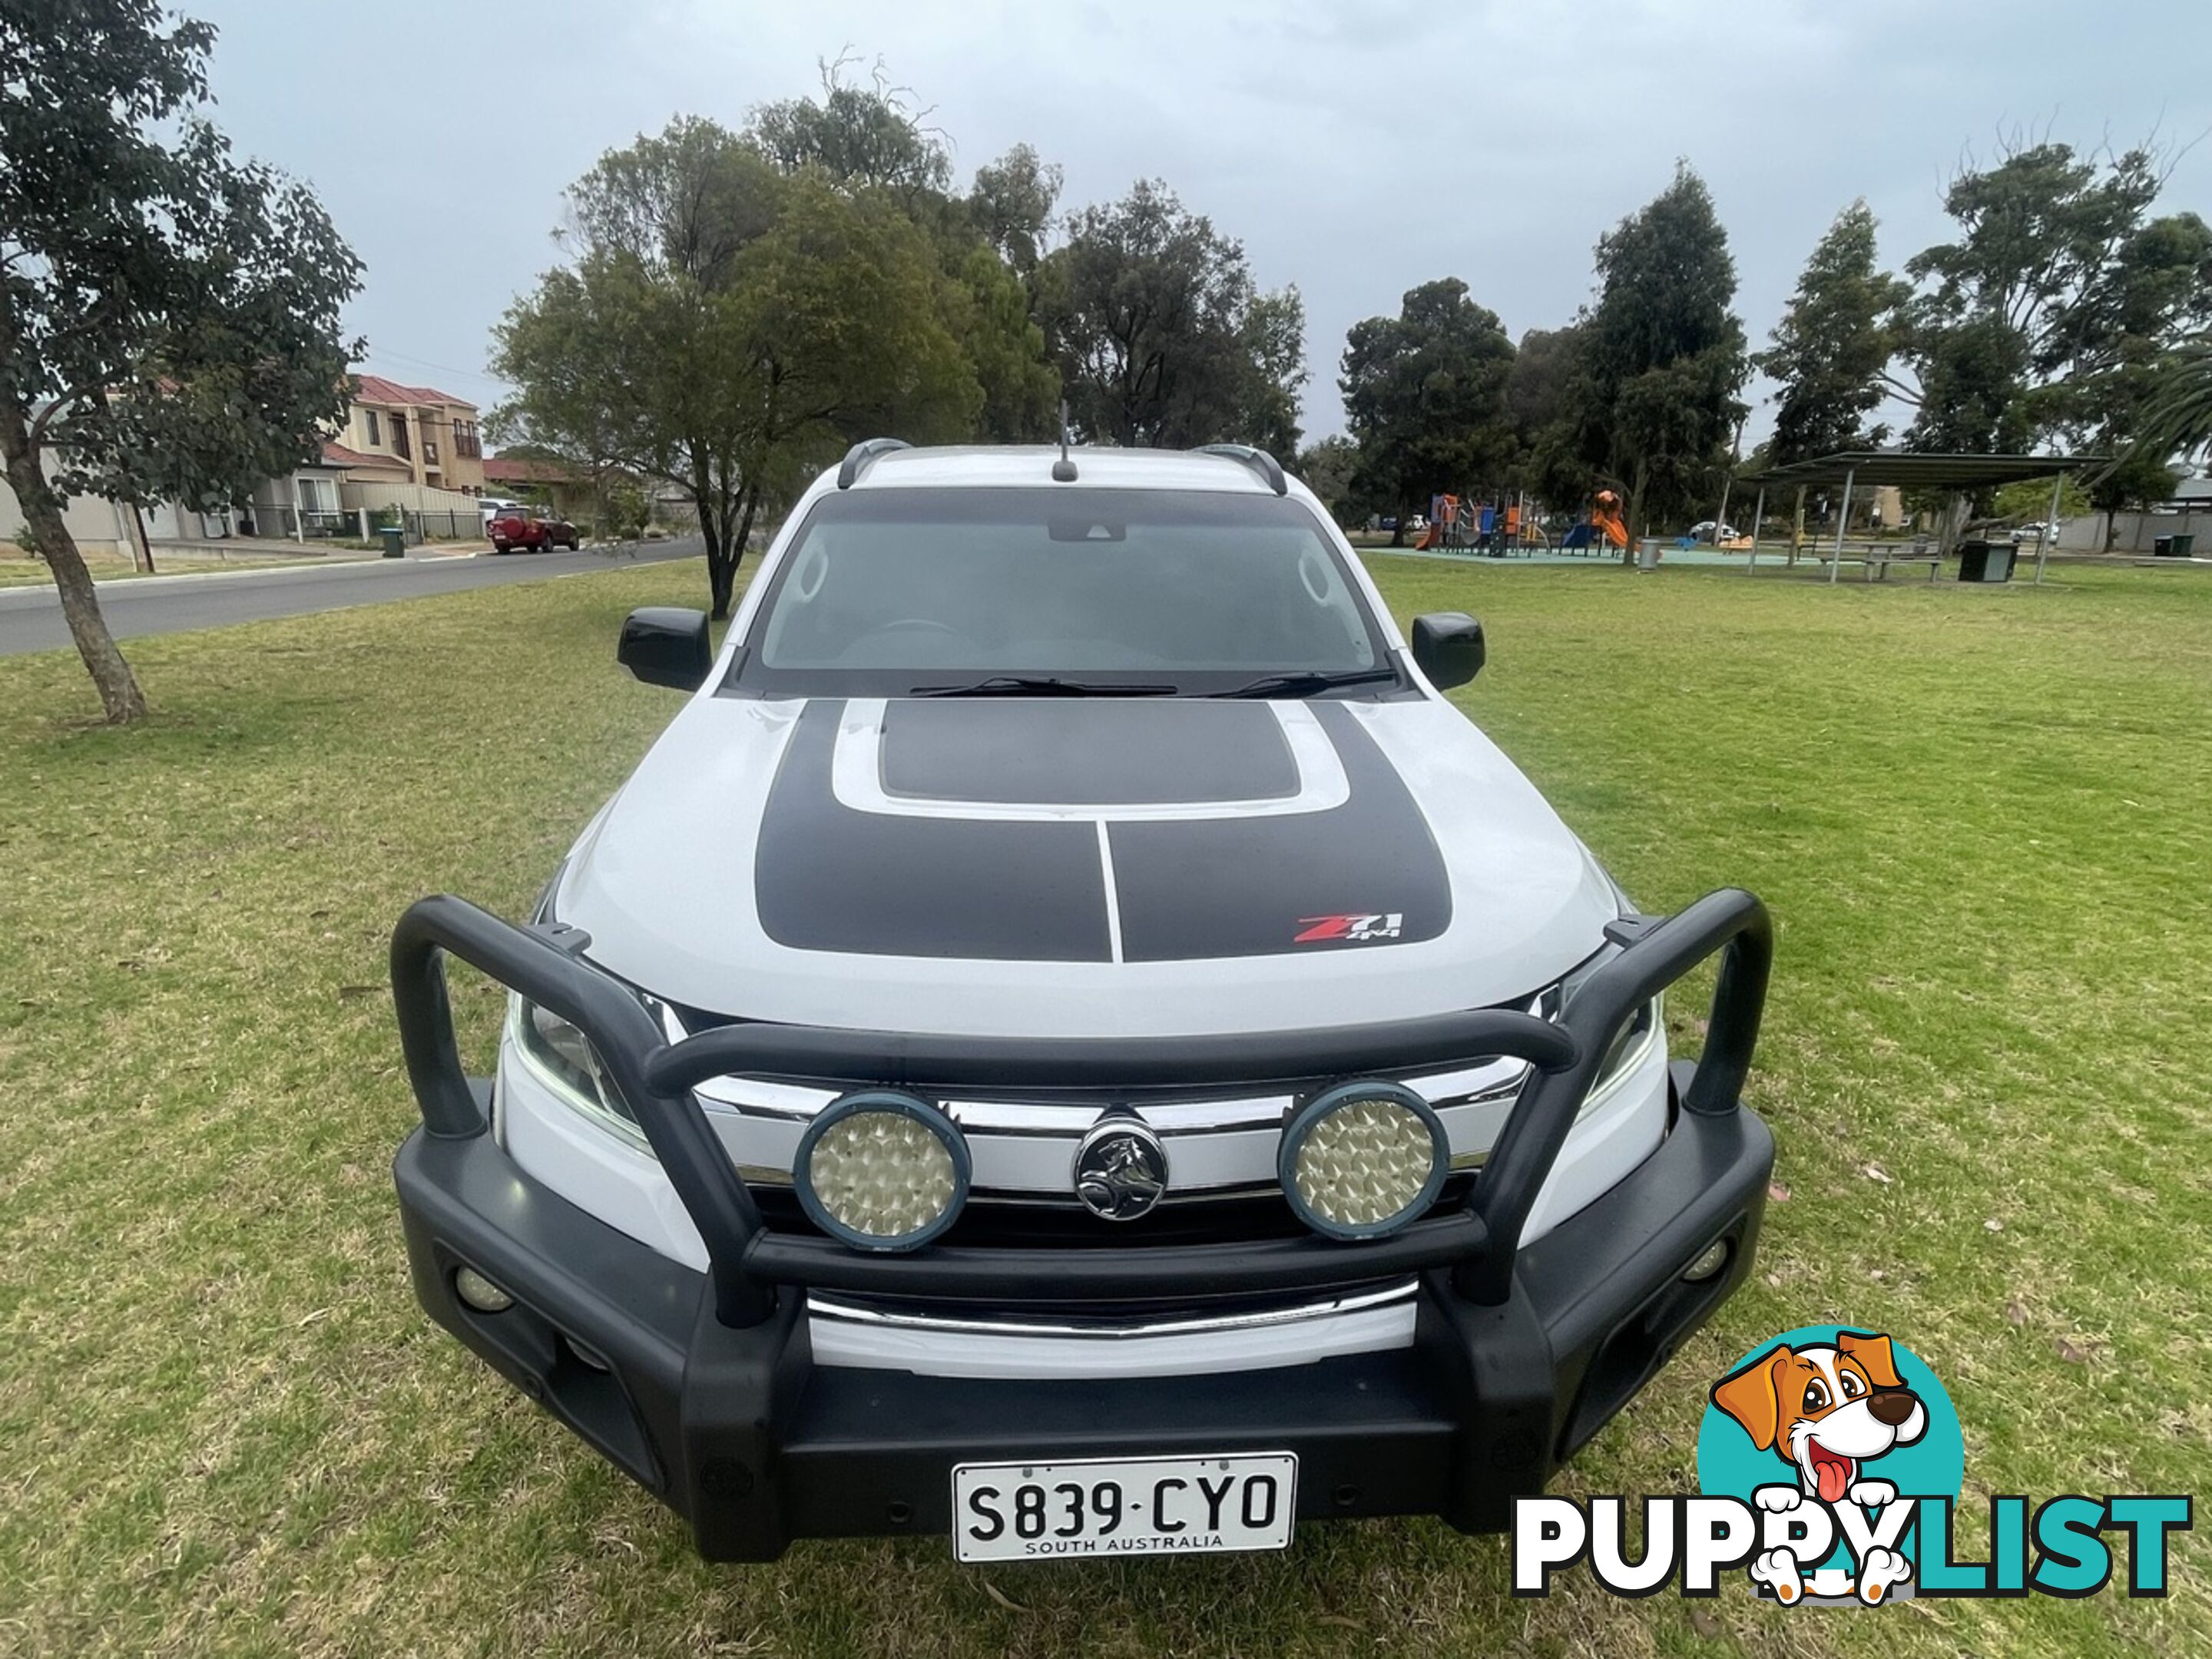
[[194, 0, 2211, 445]]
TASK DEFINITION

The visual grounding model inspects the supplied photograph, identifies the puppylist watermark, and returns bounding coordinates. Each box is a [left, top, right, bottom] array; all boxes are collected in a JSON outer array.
[[1511, 1326, 2190, 1606]]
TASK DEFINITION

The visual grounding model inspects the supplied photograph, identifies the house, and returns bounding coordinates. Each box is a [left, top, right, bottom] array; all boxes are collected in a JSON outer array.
[[0, 459, 148, 558], [337, 376, 487, 495], [238, 377, 493, 541], [5, 371, 498, 555], [178, 374, 496, 541], [482, 453, 596, 521]]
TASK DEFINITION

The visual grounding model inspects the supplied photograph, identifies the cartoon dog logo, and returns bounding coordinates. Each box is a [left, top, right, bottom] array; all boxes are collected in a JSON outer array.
[[1710, 1330, 1928, 1604]]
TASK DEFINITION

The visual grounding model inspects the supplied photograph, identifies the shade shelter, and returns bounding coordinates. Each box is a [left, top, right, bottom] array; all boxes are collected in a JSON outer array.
[[1732, 449, 2106, 584]]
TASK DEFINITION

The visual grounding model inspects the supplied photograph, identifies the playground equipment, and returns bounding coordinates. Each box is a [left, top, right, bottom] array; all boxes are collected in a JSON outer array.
[[1588, 489, 1630, 551], [1413, 495, 1458, 551], [1414, 493, 1551, 555], [1558, 492, 1631, 555]]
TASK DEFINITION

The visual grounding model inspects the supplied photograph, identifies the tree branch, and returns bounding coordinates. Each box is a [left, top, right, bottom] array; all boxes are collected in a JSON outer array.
[[26, 379, 115, 451], [1877, 367, 1925, 409]]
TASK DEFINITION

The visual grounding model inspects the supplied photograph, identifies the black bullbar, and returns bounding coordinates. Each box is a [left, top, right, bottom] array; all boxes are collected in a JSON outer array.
[[390, 886, 1773, 1558], [390, 888, 1771, 1325]]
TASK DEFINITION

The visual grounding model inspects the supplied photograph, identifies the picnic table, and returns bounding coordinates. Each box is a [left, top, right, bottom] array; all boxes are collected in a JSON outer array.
[[1747, 538, 1942, 582]]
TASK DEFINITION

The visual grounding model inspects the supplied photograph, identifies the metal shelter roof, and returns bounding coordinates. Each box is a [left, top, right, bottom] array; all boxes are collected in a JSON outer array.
[[1737, 449, 2107, 491]]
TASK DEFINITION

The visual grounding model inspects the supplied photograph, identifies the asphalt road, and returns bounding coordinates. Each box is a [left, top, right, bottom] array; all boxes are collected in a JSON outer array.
[[0, 538, 703, 658]]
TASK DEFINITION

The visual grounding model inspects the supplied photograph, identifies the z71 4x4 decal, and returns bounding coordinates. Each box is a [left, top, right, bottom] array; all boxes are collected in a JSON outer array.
[[1293, 912, 1406, 944]]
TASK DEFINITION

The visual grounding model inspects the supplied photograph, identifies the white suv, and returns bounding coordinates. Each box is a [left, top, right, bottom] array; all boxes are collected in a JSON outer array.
[[391, 439, 1775, 1563]]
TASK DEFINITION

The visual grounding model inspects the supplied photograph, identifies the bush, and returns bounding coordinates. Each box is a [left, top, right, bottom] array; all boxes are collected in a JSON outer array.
[[8, 520, 46, 561], [600, 482, 650, 541]]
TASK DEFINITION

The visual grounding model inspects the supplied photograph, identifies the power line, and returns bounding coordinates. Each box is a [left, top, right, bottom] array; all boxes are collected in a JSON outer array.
[[357, 346, 508, 389]]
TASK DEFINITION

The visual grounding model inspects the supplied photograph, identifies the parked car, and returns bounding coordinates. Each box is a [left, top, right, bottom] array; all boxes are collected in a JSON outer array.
[[478, 496, 525, 528], [487, 508, 579, 554], [2009, 521, 2058, 545], [1687, 520, 1743, 544], [389, 440, 1775, 1563]]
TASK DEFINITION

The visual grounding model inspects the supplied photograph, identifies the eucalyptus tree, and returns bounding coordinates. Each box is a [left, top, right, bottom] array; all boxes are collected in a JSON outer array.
[[1568, 164, 1749, 556], [0, 0, 359, 721]]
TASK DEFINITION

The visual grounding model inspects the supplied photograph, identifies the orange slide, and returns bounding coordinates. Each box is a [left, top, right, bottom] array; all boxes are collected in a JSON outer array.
[[1414, 494, 1456, 551], [1591, 489, 1629, 551]]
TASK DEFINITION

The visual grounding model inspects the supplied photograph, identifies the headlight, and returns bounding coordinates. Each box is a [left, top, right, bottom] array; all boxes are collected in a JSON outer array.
[[1589, 994, 1662, 1102], [510, 995, 644, 1146], [1278, 1080, 1447, 1240], [1557, 936, 1664, 1109], [796, 1091, 970, 1252]]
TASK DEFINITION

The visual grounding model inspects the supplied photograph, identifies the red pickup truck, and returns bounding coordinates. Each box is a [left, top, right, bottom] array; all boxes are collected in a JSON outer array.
[[487, 509, 580, 554]]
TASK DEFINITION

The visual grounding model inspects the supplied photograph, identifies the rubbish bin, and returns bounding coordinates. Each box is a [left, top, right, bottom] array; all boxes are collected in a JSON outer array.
[[1636, 536, 1663, 571], [379, 526, 406, 559], [2154, 533, 2194, 558], [1957, 540, 2015, 584], [2176, 533, 2197, 558]]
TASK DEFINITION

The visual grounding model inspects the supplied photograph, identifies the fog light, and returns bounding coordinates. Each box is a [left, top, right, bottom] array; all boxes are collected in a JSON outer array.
[[453, 1266, 514, 1312], [561, 1335, 611, 1373], [1279, 1080, 1447, 1241], [796, 1091, 970, 1252], [1683, 1239, 1730, 1283]]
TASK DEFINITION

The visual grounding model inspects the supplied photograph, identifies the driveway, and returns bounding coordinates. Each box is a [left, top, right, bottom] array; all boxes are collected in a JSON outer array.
[[0, 538, 703, 658]]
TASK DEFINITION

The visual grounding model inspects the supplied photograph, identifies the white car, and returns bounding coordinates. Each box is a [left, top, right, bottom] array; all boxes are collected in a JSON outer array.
[[391, 440, 1775, 1563]]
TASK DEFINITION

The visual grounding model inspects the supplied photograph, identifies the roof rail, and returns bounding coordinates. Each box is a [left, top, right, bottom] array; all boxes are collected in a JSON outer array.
[[836, 437, 911, 490], [1197, 443, 1288, 496]]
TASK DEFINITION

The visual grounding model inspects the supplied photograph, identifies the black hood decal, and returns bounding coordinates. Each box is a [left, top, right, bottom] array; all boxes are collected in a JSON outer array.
[[756, 701, 1112, 961], [1108, 702, 1450, 962], [880, 698, 1297, 805], [753, 699, 1451, 962]]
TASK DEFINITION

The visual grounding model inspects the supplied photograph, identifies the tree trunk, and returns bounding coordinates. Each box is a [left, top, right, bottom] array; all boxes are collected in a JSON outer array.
[[706, 488, 748, 624], [730, 483, 761, 591], [690, 453, 737, 621], [0, 412, 147, 723], [705, 533, 736, 621], [703, 481, 763, 624], [1390, 499, 1408, 548], [1620, 462, 1647, 568]]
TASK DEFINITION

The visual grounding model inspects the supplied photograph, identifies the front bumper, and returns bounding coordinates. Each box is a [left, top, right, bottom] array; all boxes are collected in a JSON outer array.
[[389, 889, 1774, 1560]]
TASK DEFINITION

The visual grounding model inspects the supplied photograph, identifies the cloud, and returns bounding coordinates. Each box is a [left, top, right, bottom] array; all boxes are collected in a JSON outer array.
[[191, 0, 2212, 438]]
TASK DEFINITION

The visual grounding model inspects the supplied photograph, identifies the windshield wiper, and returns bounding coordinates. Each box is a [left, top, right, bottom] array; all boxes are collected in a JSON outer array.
[[1209, 667, 1402, 700], [908, 675, 1179, 697]]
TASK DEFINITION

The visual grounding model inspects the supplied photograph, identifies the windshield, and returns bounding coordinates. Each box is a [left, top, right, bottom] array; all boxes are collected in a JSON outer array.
[[734, 486, 1389, 696]]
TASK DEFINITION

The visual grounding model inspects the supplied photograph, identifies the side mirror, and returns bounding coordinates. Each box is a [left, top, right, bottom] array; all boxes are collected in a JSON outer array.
[[618, 606, 712, 691], [1410, 612, 1485, 689]]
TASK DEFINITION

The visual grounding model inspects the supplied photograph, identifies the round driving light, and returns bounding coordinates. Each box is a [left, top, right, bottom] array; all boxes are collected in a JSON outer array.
[[796, 1091, 970, 1253], [1279, 1080, 1448, 1241], [453, 1266, 514, 1313]]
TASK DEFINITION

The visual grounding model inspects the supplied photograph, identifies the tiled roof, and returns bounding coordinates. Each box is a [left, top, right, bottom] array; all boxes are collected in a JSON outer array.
[[323, 439, 406, 469], [353, 373, 476, 410], [483, 455, 584, 484]]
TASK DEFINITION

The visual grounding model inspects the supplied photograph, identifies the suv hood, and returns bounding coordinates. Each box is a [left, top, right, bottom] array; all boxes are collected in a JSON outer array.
[[557, 694, 1619, 1039]]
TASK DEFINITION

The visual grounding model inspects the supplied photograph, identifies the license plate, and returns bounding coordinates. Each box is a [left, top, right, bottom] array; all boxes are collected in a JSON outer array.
[[951, 1452, 1297, 1561]]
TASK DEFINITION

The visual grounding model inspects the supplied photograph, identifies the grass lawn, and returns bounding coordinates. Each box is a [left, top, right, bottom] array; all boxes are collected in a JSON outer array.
[[0, 548, 376, 587], [1, 556, 2207, 1657]]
